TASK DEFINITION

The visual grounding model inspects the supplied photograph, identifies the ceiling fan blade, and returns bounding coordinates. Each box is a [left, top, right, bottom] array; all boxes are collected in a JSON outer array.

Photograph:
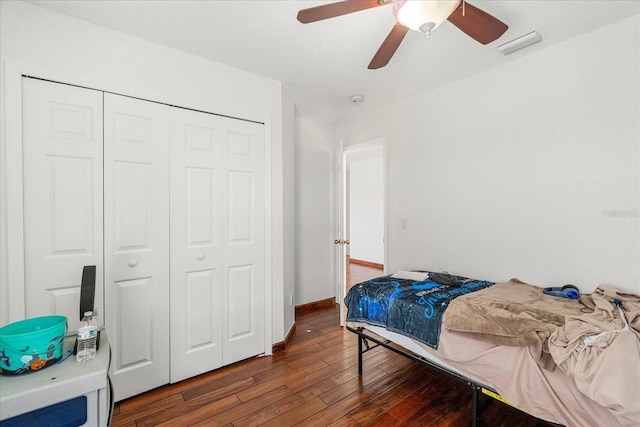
[[447, 2, 508, 45], [297, 0, 385, 24], [368, 23, 409, 70]]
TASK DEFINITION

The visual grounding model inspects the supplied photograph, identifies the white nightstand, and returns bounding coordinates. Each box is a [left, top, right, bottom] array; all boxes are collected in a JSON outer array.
[[0, 331, 111, 426]]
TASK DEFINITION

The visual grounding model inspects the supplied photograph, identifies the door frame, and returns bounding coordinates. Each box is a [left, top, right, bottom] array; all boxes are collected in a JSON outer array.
[[1, 62, 274, 360], [335, 137, 387, 325]]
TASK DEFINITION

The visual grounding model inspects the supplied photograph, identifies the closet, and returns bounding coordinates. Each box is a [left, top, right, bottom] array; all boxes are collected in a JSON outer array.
[[21, 77, 266, 401], [169, 106, 265, 382]]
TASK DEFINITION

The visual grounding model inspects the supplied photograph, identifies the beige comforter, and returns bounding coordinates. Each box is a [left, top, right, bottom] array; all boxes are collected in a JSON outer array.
[[442, 279, 585, 369], [548, 286, 640, 427], [443, 280, 640, 426]]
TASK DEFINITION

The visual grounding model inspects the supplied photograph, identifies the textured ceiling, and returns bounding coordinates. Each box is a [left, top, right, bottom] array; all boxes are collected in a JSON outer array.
[[25, 0, 640, 124]]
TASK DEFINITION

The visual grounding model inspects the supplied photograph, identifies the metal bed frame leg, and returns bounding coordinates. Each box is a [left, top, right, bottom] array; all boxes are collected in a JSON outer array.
[[472, 385, 478, 427], [357, 335, 363, 375]]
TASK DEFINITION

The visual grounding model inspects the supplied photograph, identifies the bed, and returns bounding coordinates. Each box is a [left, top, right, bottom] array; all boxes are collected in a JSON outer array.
[[344, 271, 640, 427]]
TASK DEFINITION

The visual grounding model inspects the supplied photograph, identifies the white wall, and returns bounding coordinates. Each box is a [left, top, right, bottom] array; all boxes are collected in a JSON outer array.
[[0, 0, 291, 342], [349, 156, 384, 265], [333, 15, 640, 294], [294, 118, 335, 305]]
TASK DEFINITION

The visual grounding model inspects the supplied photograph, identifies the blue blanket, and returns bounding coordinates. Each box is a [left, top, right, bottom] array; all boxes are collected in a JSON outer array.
[[344, 272, 494, 349]]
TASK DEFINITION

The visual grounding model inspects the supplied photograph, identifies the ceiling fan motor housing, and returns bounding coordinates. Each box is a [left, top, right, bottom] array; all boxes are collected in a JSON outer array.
[[393, 0, 462, 33]]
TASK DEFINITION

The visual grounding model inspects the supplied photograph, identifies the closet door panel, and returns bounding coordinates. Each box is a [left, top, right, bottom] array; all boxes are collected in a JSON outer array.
[[222, 119, 265, 365], [22, 78, 104, 334], [170, 107, 223, 383], [112, 162, 152, 250], [114, 277, 152, 366], [228, 171, 253, 243], [104, 93, 170, 401], [227, 265, 254, 338]]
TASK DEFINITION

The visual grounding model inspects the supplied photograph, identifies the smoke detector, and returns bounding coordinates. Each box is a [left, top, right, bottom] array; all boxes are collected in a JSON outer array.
[[350, 94, 365, 104]]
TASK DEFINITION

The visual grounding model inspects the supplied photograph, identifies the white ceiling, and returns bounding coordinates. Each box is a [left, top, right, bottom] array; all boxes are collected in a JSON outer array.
[[25, 0, 640, 124]]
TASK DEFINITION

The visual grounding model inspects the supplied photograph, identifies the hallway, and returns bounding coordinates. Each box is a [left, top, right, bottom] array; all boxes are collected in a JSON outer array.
[[346, 259, 383, 289]]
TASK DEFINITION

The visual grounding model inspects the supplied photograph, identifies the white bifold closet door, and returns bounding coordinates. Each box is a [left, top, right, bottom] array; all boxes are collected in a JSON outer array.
[[169, 107, 223, 381], [221, 116, 266, 366], [170, 107, 265, 383], [103, 93, 170, 401], [21, 77, 266, 399], [22, 78, 104, 334]]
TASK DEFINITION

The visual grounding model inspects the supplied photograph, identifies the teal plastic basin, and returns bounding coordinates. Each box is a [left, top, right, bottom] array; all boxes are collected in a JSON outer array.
[[0, 315, 67, 375]]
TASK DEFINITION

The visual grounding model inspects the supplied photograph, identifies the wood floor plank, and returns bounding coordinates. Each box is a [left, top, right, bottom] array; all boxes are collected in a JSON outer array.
[[287, 356, 360, 393], [361, 411, 402, 427], [286, 347, 336, 370], [386, 380, 438, 422], [299, 387, 378, 427], [321, 366, 392, 406], [250, 361, 292, 384], [236, 359, 328, 403], [262, 395, 328, 426], [231, 392, 308, 426], [136, 394, 241, 427], [319, 342, 358, 366], [111, 394, 184, 426], [182, 375, 256, 403], [376, 351, 415, 373], [189, 385, 294, 427], [334, 365, 434, 426], [397, 376, 469, 426]]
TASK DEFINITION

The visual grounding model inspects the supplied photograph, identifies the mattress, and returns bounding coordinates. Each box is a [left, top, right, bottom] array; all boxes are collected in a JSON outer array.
[[347, 320, 619, 426]]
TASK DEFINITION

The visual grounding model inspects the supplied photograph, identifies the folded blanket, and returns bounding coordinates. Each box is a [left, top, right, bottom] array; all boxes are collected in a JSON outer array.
[[345, 272, 494, 349], [443, 278, 586, 370]]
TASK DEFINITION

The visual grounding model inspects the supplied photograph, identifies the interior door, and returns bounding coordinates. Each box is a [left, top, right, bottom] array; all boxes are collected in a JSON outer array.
[[222, 118, 266, 365], [22, 78, 104, 334], [170, 107, 224, 383], [338, 141, 387, 324], [335, 140, 347, 326], [103, 93, 170, 401]]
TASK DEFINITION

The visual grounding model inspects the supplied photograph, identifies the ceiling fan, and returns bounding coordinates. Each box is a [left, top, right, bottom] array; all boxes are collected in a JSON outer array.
[[297, 0, 508, 69]]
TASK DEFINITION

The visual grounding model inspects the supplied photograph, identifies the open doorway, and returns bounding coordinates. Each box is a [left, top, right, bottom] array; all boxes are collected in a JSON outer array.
[[344, 143, 385, 292]]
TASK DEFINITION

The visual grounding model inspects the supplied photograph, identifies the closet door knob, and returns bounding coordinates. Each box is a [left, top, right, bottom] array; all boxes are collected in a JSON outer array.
[[198, 254, 205, 260], [129, 260, 138, 267]]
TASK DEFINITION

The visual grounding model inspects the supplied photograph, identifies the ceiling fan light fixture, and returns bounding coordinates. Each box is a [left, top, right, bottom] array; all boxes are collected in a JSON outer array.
[[393, 0, 462, 33]]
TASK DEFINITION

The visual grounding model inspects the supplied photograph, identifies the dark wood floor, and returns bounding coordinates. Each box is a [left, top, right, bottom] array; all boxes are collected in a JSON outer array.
[[112, 298, 553, 426]]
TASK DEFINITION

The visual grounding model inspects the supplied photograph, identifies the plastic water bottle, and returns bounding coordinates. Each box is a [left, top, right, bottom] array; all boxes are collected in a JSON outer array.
[[76, 311, 98, 362]]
